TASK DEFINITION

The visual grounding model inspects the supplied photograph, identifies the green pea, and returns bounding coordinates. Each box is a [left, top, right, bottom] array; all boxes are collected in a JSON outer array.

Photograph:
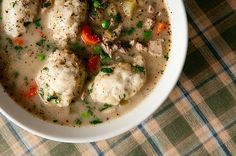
[[143, 30, 152, 40], [102, 20, 110, 29], [37, 53, 46, 61]]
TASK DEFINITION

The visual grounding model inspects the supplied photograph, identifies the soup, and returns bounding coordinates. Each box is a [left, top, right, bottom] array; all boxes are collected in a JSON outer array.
[[0, 0, 171, 127]]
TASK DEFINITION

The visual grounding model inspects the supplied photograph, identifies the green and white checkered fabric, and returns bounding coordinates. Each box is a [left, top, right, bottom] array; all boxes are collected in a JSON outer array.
[[0, 0, 236, 155]]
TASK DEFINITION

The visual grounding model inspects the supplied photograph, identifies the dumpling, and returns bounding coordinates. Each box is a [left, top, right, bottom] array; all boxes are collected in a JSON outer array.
[[89, 55, 146, 105], [36, 49, 86, 107], [47, 0, 87, 48], [2, 0, 39, 37]]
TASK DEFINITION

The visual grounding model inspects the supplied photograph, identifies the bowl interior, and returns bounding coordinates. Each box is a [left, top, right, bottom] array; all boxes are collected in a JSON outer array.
[[0, 0, 188, 143]]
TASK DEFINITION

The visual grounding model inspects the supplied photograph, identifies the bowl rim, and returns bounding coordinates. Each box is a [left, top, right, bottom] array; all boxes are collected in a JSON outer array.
[[0, 0, 188, 143]]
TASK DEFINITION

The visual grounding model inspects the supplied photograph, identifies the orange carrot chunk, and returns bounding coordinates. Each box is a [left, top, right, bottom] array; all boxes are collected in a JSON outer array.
[[155, 22, 167, 34], [22, 84, 38, 98], [13, 37, 25, 46]]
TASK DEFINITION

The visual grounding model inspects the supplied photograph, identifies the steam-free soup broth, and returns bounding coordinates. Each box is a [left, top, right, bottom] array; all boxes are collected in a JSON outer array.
[[0, 0, 171, 127]]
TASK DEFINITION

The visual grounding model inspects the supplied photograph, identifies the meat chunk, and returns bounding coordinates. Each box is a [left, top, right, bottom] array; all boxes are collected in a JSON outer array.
[[136, 42, 148, 52], [89, 55, 146, 105], [36, 50, 86, 107], [102, 25, 123, 43], [144, 18, 155, 30], [148, 39, 163, 56], [47, 0, 87, 48], [2, 0, 39, 37], [148, 5, 155, 14]]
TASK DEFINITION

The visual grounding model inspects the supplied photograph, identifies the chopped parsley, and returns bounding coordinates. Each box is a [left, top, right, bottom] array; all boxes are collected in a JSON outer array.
[[46, 95, 60, 104], [33, 18, 41, 28], [100, 50, 111, 64], [39, 88, 44, 98], [36, 38, 46, 46], [92, 45, 111, 64], [70, 42, 85, 53], [114, 13, 122, 23], [88, 83, 94, 94], [99, 104, 113, 112], [122, 27, 135, 35], [74, 119, 82, 125], [101, 68, 113, 74], [143, 30, 152, 40], [14, 46, 23, 52], [90, 118, 103, 125], [132, 65, 145, 73], [93, 45, 103, 54], [137, 21, 143, 28], [42, 1, 51, 8]]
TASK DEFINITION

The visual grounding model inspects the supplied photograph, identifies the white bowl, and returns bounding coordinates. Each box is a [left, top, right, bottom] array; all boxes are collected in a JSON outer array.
[[0, 0, 188, 143]]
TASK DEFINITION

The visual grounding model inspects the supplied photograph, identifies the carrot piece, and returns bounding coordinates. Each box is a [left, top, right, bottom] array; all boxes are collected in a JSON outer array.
[[81, 26, 100, 46], [22, 84, 38, 98], [87, 55, 100, 72], [13, 37, 25, 46], [155, 22, 168, 34]]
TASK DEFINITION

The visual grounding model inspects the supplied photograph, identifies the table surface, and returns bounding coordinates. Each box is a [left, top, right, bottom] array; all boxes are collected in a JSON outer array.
[[0, 0, 236, 155]]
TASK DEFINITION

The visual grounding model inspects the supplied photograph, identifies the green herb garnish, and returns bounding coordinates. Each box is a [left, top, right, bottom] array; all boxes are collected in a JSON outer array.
[[137, 21, 143, 28], [93, 45, 103, 54], [100, 50, 110, 64], [122, 27, 135, 35], [42, 1, 51, 8], [114, 13, 122, 23], [132, 65, 145, 73], [14, 46, 23, 52], [70, 42, 85, 53], [143, 30, 152, 40], [46, 95, 59, 104], [101, 68, 113, 74], [74, 119, 82, 125], [93, 0, 101, 8], [99, 104, 113, 112], [88, 83, 94, 94], [36, 38, 46, 46], [33, 18, 41, 28], [90, 118, 103, 125], [39, 88, 44, 98]]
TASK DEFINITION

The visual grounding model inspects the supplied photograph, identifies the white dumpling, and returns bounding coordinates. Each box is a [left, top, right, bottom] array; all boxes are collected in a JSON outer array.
[[36, 49, 86, 107], [2, 0, 39, 37], [47, 0, 87, 48], [89, 55, 146, 105]]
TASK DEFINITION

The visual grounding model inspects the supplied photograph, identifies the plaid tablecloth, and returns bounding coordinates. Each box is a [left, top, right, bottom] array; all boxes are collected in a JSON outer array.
[[0, 0, 236, 155]]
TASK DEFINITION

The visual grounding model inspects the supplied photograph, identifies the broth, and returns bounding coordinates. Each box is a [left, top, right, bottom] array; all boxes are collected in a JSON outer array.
[[0, 0, 171, 127]]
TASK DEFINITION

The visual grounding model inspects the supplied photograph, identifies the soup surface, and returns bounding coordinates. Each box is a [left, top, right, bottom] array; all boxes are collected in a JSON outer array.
[[0, 0, 171, 127]]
